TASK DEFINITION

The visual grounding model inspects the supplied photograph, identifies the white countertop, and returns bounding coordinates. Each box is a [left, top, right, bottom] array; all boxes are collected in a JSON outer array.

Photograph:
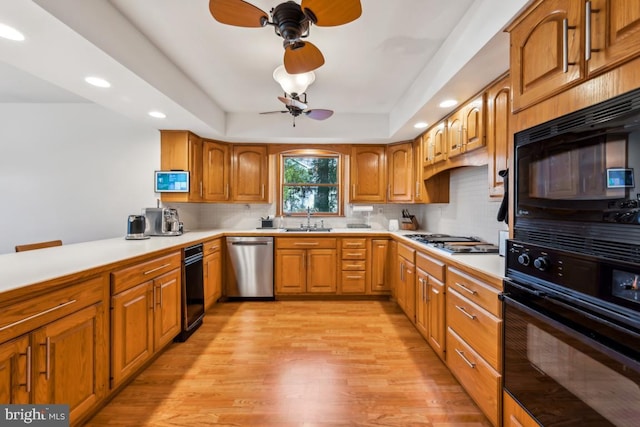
[[0, 229, 505, 296]]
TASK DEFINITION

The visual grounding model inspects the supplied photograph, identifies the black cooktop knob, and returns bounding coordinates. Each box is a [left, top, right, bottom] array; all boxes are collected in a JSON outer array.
[[517, 253, 531, 266], [534, 256, 550, 271]]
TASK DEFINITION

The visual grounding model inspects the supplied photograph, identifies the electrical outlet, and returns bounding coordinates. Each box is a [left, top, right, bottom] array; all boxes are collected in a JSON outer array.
[[377, 207, 383, 214]]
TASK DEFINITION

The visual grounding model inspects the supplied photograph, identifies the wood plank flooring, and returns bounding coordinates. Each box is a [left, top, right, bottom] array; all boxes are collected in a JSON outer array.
[[86, 300, 492, 426]]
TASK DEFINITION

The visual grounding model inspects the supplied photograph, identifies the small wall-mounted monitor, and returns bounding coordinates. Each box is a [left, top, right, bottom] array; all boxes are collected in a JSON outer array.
[[154, 170, 189, 193], [606, 168, 635, 189]]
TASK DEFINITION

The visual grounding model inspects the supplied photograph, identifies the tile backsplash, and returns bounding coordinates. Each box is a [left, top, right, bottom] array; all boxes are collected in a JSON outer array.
[[165, 165, 508, 244]]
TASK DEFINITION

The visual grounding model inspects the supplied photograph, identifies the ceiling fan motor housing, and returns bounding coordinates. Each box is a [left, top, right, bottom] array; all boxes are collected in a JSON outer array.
[[271, 1, 309, 42]]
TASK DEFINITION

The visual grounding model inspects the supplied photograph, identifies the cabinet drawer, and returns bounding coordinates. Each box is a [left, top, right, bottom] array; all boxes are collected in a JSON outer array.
[[276, 238, 337, 249], [341, 260, 366, 271], [342, 248, 366, 260], [0, 275, 105, 343], [203, 238, 222, 255], [111, 252, 181, 294], [447, 267, 501, 317], [447, 327, 501, 427], [416, 252, 445, 282], [341, 271, 366, 293], [398, 242, 415, 262], [342, 238, 366, 249], [447, 288, 502, 370]]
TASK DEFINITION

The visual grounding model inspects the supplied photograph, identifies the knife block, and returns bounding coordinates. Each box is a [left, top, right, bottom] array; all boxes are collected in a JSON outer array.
[[401, 216, 419, 230]]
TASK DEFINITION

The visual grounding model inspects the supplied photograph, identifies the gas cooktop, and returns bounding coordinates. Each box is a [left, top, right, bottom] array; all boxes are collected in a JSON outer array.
[[404, 234, 499, 254]]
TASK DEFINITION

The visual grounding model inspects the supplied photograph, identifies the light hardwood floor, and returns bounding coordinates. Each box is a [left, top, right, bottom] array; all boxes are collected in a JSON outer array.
[[86, 300, 492, 426]]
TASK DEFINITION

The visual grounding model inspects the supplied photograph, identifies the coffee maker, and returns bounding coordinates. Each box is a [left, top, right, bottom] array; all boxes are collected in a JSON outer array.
[[144, 207, 182, 236]]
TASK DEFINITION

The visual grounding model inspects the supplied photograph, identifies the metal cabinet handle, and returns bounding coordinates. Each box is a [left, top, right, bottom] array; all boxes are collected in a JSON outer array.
[[143, 263, 171, 275], [294, 242, 319, 246], [19, 345, 32, 392], [562, 18, 569, 72], [346, 275, 362, 279], [585, 1, 592, 61], [454, 348, 476, 368], [455, 282, 477, 296], [40, 337, 51, 380], [455, 305, 476, 320], [0, 300, 77, 332]]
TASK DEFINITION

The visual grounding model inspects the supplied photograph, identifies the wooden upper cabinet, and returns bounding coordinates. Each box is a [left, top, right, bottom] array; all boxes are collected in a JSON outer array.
[[446, 95, 484, 159], [387, 142, 413, 202], [486, 74, 511, 198], [231, 145, 269, 202], [203, 140, 230, 202], [424, 123, 447, 165], [160, 130, 203, 202], [350, 145, 386, 202], [447, 112, 464, 158], [509, 0, 584, 112], [587, 0, 640, 76]]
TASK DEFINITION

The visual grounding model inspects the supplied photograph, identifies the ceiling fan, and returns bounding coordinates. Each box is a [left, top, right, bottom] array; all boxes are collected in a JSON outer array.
[[209, 0, 362, 74], [261, 93, 333, 127]]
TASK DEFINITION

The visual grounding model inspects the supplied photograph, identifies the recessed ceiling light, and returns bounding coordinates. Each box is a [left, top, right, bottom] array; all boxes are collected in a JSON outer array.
[[414, 122, 428, 129], [439, 99, 458, 108], [148, 111, 166, 119], [85, 76, 111, 88], [0, 24, 25, 41]]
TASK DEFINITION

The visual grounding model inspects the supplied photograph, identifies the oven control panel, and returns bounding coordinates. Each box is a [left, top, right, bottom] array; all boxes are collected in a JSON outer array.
[[506, 240, 598, 294]]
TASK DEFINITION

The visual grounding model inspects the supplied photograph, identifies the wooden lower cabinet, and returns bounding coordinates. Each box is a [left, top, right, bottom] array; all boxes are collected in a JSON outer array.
[[110, 253, 182, 388], [0, 276, 108, 426], [370, 239, 390, 294], [396, 243, 415, 322], [503, 391, 540, 427], [415, 251, 446, 361], [340, 238, 367, 294], [446, 266, 503, 426], [275, 238, 337, 295], [203, 238, 223, 309]]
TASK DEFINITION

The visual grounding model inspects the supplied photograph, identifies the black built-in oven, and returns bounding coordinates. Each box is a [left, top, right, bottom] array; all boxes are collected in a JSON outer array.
[[505, 87, 640, 426]]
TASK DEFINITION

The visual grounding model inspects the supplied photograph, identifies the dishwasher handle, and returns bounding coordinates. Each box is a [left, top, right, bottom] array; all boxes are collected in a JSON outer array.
[[231, 241, 270, 246]]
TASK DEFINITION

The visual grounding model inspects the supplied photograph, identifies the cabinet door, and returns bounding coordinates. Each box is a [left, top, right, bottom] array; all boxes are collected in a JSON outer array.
[[160, 131, 203, 202], [0, 335, 30, 404], [275, 249, 306, 294], [463, 96, 485, 153], [588, 0, 640, 76], [510, 0, 584, 111], [432, 124, 447, 164], [404, 261, 416, 323], [111, 282, 154, 388], [204, 250, 222, 310], [486, 75, 511, 198], [189, 135, 204, 201], [307, 249, 337, 293], [350, 145, 386, 202], [153, 269, 181, 351], [33, 303, 106, 424], [447, 111, 464, 158], [232, 145, 268, 202], [387, 142, 413, 202], [396, 255, 407, 312], [370, 239, 390, 293], [203, 140, 230, 201], [415, 270, 429, 338], [427, 277, 446, 361]]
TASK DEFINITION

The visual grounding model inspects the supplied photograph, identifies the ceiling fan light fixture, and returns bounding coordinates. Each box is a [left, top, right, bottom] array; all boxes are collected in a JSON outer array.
[[273, 65, 315, 96]]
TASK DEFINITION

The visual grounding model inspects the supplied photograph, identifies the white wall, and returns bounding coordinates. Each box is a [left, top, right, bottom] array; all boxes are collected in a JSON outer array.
[[0, 103, 160, 254], [419, 165, 508, 244]]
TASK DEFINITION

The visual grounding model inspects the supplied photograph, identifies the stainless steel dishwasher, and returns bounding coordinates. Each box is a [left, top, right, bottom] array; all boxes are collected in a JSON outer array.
[[226, 236, 274, 298]]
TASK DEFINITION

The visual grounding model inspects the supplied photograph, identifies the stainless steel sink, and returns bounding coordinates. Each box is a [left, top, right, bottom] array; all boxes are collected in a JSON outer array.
[[283, 227, 332, 232]]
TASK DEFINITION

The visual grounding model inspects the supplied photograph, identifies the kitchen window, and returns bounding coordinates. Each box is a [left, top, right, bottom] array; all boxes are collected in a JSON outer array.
[[279, 151, 343, 216]]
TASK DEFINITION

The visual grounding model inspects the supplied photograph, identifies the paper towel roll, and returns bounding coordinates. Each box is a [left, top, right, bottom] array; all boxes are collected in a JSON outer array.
[[352, 205, 373, 212]]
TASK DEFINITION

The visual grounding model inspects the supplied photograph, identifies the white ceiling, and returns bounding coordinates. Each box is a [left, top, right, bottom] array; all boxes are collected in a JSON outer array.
[[0, 0, 532, 144]]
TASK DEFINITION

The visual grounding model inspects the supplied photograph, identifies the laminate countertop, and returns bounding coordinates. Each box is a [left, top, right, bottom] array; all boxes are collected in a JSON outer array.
[[0, 229, 505, 296]]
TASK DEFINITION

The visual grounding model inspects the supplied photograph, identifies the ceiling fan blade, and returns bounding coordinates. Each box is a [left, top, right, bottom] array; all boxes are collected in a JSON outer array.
[[260, 110, 288, 115], [301, 0, 362, 26], [305, 109, 334, 120], [283, 42, 325, 74], [209, 0, 268, 27], [278, 96, 308, 110]]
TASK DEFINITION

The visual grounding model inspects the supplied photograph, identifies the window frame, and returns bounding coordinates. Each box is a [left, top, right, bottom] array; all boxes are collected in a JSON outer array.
[[277, 149, 344, 217]]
